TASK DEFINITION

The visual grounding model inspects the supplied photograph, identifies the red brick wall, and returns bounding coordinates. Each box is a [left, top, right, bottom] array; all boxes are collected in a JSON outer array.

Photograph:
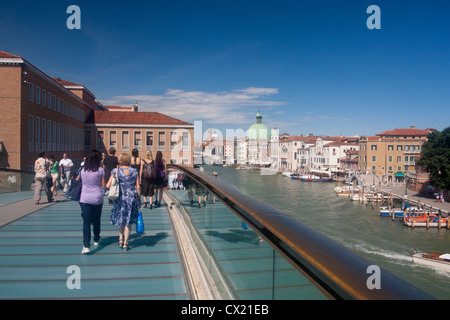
[[0, 65, 21, 169]]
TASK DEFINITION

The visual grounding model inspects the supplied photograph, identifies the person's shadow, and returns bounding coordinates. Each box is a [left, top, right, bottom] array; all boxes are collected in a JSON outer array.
[[86, 233, 169, 254]]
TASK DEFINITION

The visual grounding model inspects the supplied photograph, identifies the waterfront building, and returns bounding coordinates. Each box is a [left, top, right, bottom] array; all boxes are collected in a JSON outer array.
[[234, 138, 247, 165], [269, 128, 280, 169], [0, 50, 193, 171], [246, 109, 271, 166], [279, 134, 317, 172], [358, 126, 433, 184], [339, 149, 359, 173]]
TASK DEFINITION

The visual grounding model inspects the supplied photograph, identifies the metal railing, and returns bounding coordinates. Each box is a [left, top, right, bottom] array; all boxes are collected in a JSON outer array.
[[168, 164, 435, 300]]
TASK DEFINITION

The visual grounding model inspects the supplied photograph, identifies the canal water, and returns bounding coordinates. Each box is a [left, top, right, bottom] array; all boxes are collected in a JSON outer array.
[[201, 165, 450, 299]]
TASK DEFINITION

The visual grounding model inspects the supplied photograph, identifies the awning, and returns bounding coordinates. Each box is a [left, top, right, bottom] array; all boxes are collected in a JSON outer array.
[[395, 173, 405, 177]]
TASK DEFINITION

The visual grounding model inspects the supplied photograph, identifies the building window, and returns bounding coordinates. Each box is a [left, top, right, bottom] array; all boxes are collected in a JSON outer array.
[[388, 145, 393, 151], [29, 83, 35, 102], [42, 89, 46, 107], [84, 130, 91, 151], [397, 156, 401, 162], [65, 125, 69, 151], [42, 119, 46, 151], [28, 115, 34, 151], [134, 131, 142, 149], [371, 145, 377, 151], [158, 132, 166, 150], [57, 98, 61, 112], [372, 156, 376, 162], [170, 131, 178, 151], [146, 131, 153, 150], [36, 87, 41, 104], [97, 131, 105, 150], [57, 123, 60, 151], [52, 121, 56, 151], [35, 117, 40, 152], [397, 145, 403, 151], [109, 131, 117, 147], [47, 120, 52, 151], [122, 131, 129, 151], [182, 132, 189, 151], [388, 155, 393, 162]]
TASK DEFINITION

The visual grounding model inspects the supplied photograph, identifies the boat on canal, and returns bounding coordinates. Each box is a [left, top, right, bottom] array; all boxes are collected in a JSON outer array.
[[413, 252, 450, 272], [295, 170, 333, 182], [403, 214, 448, 228]]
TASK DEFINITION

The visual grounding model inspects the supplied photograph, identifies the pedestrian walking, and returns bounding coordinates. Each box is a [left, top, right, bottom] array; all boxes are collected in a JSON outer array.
[[103, 148, 118, 200], [107, 153, 140, 251], [77, 150, 106, 254], [59, 153, 73, 193], [48, 155, 60, 196], [153, 151, 166, 207], [131, 148, 142, 203], [140, 150, 156, 209], [33, 152, 53, 204]]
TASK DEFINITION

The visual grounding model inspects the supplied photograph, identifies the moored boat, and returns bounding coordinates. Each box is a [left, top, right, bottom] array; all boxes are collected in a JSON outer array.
[[403, 214, 448, 228], [413, 252, 450, 272], [298, 174, 333, 182]]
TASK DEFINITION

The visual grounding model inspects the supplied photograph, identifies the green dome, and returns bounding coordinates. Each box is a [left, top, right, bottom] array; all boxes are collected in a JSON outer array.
[[246, 110, 270, 140]]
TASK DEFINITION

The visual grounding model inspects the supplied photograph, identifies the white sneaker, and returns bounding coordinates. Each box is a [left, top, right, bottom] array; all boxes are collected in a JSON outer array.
[[94, 237, 102, 246], [81, 247, 90, 254]]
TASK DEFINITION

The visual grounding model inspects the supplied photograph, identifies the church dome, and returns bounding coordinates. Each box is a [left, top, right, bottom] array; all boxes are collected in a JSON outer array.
[[247, 109, 270, 140]]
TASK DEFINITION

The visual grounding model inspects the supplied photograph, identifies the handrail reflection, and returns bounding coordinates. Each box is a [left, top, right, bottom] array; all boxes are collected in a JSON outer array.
[[168, 164, 435, 300]]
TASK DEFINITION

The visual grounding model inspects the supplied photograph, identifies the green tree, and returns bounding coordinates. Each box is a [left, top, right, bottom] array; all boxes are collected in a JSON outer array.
[[417, 127, 450, 190]]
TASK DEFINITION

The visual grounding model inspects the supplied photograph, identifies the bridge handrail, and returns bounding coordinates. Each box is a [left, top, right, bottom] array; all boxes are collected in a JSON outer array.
[[168, 164, 434, 300]]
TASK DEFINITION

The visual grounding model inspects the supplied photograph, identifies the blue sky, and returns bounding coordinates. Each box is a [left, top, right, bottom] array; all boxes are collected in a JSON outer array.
[[1, 0, 449, 138]]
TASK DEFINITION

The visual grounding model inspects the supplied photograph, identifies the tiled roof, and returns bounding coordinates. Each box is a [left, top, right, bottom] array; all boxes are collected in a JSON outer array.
[[51, 77, 84, 87], [0, 50, 22, 59], [86, 110, 193, 126], [325, 139, 359, 146], [376, 128, 431, 137]]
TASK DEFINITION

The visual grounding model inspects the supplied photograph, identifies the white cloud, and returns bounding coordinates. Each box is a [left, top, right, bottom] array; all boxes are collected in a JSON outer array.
[[101, 87, 285, 124], [100, 87, 286, 125]]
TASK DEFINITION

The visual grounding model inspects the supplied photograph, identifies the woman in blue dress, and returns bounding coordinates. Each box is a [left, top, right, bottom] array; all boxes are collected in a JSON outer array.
[[106, 153, 141, 251]]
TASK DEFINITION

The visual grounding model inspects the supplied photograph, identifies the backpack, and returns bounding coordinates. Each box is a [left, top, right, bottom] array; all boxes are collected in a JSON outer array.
[[143, 160, 155, 179]]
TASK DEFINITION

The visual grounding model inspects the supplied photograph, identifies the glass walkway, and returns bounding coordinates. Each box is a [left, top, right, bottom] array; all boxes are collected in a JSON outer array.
[[0, 166, 435, 300]]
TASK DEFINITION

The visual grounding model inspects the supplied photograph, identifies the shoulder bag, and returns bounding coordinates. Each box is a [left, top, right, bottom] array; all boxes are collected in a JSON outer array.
[[108, 170, 120, 200]]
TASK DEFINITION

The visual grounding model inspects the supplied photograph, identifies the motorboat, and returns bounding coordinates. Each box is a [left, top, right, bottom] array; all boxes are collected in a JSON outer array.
[[413, 252, 450, 272], [403, 214, 448, 228]]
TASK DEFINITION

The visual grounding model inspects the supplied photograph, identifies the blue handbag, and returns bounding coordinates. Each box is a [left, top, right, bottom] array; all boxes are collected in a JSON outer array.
[[136, 211, 145, 234]]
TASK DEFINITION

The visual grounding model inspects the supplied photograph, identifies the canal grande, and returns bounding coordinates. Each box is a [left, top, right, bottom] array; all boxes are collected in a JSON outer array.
[[200, 165, 450, 299]]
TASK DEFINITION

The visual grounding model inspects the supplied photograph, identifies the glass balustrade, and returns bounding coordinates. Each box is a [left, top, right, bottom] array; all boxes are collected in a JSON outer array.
[[165, 164, 435, 300]]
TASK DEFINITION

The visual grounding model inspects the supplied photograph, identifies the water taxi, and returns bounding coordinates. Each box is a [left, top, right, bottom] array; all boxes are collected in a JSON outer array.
[[413, 252, 450, 272]]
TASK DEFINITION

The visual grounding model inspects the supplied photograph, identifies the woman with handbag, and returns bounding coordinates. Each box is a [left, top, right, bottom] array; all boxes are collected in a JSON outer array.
[[107, 153, 140, 251], [77, 150, 106, 254]]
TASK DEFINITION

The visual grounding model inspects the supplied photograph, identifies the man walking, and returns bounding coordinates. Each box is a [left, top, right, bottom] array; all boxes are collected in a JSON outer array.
[[59, 153, 73, 193]]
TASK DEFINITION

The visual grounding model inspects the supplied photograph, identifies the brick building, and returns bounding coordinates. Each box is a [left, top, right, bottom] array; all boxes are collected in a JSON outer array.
[[0, 50, 194, 171]]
